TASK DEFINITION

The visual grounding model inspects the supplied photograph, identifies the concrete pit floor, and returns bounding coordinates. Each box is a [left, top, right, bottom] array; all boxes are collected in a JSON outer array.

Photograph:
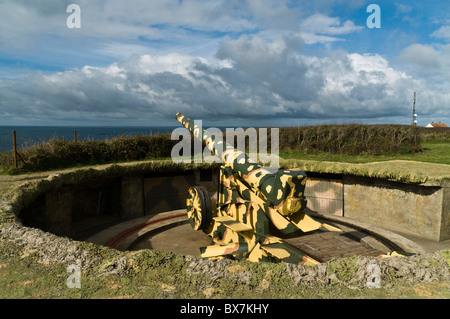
[[129, 222, 213, 256]]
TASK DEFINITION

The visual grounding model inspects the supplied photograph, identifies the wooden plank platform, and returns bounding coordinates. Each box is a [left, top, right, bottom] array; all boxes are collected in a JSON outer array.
[[284, 230, 384, 262]]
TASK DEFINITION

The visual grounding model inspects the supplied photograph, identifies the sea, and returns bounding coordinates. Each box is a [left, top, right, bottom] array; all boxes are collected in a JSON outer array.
[[0, 126, 177, 153]]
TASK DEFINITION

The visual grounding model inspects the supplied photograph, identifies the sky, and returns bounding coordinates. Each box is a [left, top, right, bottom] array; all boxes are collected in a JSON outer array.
[[0, 0, 449, 127]]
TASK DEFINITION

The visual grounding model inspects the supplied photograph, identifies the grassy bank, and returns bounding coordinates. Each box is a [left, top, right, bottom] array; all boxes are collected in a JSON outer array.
[[0, 236, 449, 299], [281, 142, 450, 165]]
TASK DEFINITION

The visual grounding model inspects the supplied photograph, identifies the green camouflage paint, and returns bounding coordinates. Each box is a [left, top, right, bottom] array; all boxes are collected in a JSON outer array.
[[176, 113, 342, 265]]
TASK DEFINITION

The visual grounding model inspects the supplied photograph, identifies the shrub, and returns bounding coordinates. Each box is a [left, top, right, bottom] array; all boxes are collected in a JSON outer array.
[[279, 124, 423, 155], [0, 134, 177, 172]]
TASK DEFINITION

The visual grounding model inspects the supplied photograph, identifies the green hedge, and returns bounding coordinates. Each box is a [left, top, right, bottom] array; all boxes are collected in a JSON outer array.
[[0, 134, 178, 173], [0, 124, 433, 173], [279, 124, 422, 155]]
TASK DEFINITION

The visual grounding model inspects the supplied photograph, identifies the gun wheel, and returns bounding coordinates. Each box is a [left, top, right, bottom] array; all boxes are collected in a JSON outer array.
[[186, 186, 212, 230]]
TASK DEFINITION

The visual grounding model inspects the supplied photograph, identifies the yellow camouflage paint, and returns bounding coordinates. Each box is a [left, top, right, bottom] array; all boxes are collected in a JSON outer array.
[[177, 113, 342, 264]]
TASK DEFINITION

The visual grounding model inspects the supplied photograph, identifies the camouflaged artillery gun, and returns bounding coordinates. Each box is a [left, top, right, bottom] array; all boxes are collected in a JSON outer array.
[[176, 113, 342, 265]]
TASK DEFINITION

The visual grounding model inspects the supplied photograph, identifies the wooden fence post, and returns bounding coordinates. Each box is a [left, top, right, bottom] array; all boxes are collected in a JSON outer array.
[[74, 130, 77, 146], [122, 130, 124, 147], [12, 130, 18, 168]]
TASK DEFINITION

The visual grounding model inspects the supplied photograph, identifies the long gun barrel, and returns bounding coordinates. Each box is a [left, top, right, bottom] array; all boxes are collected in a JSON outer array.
[[175, 112, 306, 215], [176, 112, 274, 196]]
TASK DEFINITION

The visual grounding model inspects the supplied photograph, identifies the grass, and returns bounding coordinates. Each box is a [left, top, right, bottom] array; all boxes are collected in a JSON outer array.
[[1, 239, 449, 299], [280, 142, 450, 165]]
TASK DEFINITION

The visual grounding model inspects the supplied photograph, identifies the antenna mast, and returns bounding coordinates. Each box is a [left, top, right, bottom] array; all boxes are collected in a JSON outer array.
[[412, 92, 417, 126]]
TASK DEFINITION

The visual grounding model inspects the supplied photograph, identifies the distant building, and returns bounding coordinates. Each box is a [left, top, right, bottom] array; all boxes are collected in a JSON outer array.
[[426, 121, 448, 128]]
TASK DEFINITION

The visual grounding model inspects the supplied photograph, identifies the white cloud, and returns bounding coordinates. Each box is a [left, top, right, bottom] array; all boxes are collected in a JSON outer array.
[[395, 3, 413, 14], [0, 0, 254, 48], [397, 44, 442, 69], [0, 0, 363, 54], [396, 43, 450, 91], [95, 43, 157, 61], [298, 13, 363, 44], [0, 1, 448, 126], [299, 33, 344, 45], [246, 0, 299, 30], [300, 13, 363, 35], [431, 25, 450, 41], [2, 35, 446, 126]]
